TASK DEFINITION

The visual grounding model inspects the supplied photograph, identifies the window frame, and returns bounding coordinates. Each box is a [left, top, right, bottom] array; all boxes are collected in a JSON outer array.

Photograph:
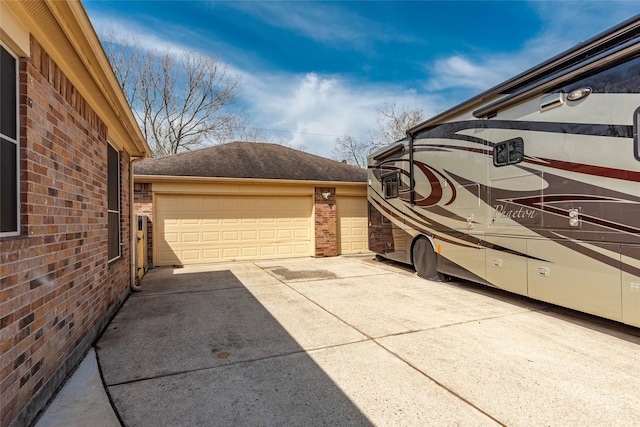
[[107, 142, 121, 262], [1, 43, 19, 238], [382, 170, 400, 199], [493, 137, 525, 167]]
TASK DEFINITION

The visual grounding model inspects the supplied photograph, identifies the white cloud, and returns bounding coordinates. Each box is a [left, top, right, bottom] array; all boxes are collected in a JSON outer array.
[[424, 1, 640, 96], [90, 13, 190, 55], [426, 55, 517, 92], [214, 1, 407, 48], [241, 72, 439, 156]]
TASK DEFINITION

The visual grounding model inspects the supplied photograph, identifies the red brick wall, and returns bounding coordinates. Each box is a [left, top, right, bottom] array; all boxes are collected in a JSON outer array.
[[0, 37, 132, 427], [133, 182, 153, 265], [314, 187, 337, 257]]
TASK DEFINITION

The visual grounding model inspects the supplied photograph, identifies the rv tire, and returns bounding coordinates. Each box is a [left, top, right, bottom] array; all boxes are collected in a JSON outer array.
[[412, 237, 445, 282]]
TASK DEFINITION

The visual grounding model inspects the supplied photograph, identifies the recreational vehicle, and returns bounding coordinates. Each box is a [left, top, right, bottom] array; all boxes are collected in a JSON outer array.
[[368, 15, 640, 327]]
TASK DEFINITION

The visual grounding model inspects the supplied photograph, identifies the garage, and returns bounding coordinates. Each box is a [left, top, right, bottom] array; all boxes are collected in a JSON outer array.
[[155, 194, 313, 265], [133, 142, 369, 267]]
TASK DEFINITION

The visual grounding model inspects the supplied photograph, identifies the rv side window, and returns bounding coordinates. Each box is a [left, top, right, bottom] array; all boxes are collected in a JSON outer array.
[[382, 172, 399, 199], [493, 138, 524, 167]]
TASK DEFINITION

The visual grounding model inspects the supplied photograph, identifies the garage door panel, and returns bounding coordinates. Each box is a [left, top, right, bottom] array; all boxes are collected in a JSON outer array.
[[221, 248, 239, 258], [181, 232, 200, 243], [164, 232, 178, 243], [260, 230, 275, 239], [242, 231, 258, 240], [203, 249, 220, 259], [337, 196, 368, 255], [278, 246, 293, 255], [222, 231, 239, 241], [350, 228, 364, 237], [240, 247, 257, 257], [202, 232, 220, 242], [351, 241, 366, 251], [156, 195, 313, 265], [278, 229, 292, 239], [260, 247, 276, 256], [202, 219, 221, 225], [181, 250, 200, 261], [294, 228, 309, 238], [294, 244, 311, 254]]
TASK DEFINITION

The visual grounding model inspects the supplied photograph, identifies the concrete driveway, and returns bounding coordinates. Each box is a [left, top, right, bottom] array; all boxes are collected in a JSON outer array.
[[96, 255, 640, 426]]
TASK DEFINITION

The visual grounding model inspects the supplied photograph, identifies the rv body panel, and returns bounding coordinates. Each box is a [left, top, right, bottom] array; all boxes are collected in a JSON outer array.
[[368, 16, 640, 327]]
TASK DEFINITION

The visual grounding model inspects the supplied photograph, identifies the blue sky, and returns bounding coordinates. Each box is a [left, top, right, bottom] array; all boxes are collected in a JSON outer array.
[[83, 1, 640, 158]]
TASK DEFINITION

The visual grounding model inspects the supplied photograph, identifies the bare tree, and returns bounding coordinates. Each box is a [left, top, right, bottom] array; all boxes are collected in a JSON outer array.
[[333, 102, 426, 168], [331, 134, 370, 168], [102, 31, 243, 157], [212, 114, 271, 144], [371, 101, 425, 147]]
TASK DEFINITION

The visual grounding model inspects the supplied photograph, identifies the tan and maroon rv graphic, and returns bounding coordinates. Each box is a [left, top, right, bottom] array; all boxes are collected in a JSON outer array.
[[368, 15, 640, 327]]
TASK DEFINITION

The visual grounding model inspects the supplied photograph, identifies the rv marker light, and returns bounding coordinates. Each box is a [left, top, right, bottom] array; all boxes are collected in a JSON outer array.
[[567, 87, 592, 101]]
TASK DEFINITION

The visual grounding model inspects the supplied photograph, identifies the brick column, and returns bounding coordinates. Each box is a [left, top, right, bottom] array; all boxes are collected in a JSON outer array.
[[314, 187, 337, 257]]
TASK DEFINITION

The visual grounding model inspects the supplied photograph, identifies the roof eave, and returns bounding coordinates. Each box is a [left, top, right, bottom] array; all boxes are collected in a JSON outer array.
[[133, 174, 366, 186]]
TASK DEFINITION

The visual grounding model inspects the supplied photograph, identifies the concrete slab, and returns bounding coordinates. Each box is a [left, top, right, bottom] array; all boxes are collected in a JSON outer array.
[[305, 341, 498, 426], [378, 310, 640, 426], [287, 273, 545, 338], [84, 256, 640, 427], [170, 262, 284, 288], [97, 268, 365, 386], [255, 255, 391, 282], [108, 341, 498, 427], [107, 345, 373, 427], [243, 283, 367, 349], [34, 349, 119, 427], [139, 262, 281, 295]]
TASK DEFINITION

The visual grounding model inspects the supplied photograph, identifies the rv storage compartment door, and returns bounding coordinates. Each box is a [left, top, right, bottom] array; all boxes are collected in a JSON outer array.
[[527, 239, 622, 322], [486, 236, 527, 296]]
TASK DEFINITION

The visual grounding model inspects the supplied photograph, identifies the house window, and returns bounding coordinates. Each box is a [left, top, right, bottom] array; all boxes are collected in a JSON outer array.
[[108, 143, 121, 261], [493, 138, 524, 167], [382, 171, 400, 199], [1, 44, 19, 237]]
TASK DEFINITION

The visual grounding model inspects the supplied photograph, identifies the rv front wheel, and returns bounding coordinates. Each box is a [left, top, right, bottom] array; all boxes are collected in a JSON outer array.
[[412, 237, 445, 282]]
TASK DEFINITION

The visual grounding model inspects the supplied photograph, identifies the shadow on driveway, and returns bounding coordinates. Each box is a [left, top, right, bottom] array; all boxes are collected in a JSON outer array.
[[96, 268, 373, 426]]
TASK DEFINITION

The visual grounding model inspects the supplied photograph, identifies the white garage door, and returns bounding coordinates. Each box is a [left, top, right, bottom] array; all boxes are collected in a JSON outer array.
[[337, 196, 368, 254], [156, 194, 313, 266]]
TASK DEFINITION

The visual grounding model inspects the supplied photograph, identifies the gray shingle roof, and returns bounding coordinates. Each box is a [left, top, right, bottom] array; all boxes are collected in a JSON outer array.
[[134, 142, 367, 182]]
